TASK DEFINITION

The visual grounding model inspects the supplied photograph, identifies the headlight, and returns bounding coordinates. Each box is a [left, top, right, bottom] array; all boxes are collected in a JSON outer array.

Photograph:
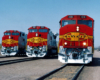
[[77, 26, 79, 29], [9, 36, 11, 39], [76, 26, 79, 31], [64, 42, 67, 45], [77, 28, 79, 31], [36, 33, 38, 36], [83, 42, 86, 46]]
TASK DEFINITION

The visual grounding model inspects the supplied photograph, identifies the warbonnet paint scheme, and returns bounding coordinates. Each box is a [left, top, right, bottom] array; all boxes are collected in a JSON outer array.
[[26, 26, 58, 57], [1, 30, 27, 56], [58, 15, 94, 64]]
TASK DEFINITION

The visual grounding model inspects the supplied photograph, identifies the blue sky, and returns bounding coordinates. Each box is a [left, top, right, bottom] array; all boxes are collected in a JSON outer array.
[[0, 0, 100, 47]]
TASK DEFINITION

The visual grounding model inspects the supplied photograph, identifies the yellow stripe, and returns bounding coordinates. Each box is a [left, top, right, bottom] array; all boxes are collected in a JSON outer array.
[[27, 37, 47, 43], [59, 32, 93, 41], [2, 39, 18, 44]]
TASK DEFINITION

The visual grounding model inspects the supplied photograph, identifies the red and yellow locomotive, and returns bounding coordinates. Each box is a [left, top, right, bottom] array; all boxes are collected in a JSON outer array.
[[26, 26, 58, 57], [1, 30, 27, 56], [58, 15, 94, 64]]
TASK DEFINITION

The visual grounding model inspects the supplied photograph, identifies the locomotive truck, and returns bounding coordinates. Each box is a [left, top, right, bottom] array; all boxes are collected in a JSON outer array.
[[26, 26, 58, 57], [58, 15, 94, 64]]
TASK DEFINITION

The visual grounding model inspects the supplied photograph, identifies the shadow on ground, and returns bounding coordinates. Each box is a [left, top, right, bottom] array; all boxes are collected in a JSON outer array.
[[43, 56, 58, 59], [86, 57, 100, 66]]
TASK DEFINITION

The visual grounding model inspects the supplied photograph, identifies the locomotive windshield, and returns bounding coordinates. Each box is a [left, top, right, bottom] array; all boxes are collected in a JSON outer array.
[[39, 29, 48, 32], [29, 29, 37, 32], [78, 20, 92, 27], [12, 33, 19, 35], [62, 20, 76, 27], [4, 33, 11, 35]]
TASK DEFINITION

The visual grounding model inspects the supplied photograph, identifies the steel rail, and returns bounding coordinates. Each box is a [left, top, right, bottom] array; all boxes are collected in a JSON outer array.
[[72, 65, 84, 80], [36, 64, 84, 80], [0, 56, 12, 58], [0, 57, 41, 65], [36, 64, 67, 80]]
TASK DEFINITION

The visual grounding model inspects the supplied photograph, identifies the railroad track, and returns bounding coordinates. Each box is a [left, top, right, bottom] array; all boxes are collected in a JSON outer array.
[[0, 56, 27, 59], [0, 56, 9, 58], [0, 57, 41, 66], [37, 64, 84, 80], [0, 55, 58, 66], [0, 56, 29, 62]]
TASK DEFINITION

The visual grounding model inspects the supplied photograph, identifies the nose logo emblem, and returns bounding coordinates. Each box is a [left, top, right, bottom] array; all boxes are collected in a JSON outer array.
[[60, 32, 93, 41]]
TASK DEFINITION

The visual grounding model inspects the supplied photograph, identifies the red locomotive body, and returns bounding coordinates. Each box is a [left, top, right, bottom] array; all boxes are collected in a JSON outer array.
[[1, 30, 27, 56], [26, 26, 58, 57], [58, 15, 94, 64]]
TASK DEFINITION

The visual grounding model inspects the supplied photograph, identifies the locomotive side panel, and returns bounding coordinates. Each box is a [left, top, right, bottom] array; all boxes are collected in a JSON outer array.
[[47, 30, 58, 56], [18, 33, 27, 50]]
